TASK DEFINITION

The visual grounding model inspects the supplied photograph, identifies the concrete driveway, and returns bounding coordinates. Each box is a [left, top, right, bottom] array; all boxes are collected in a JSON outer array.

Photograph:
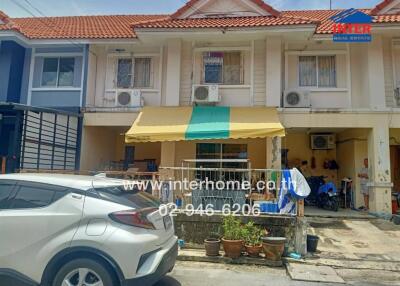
[[302, 217, 400, 285], [307, 217, 400, 261]]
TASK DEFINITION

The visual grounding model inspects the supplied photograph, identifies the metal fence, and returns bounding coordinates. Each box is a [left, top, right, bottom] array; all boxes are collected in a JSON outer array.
[[159, 159, 299, 216]]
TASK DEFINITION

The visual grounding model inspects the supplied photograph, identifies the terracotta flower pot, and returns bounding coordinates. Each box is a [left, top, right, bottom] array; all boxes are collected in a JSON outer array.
[[245, 244, 262, 258], [262, 237, 286, 261], [204, 238, 221, 256], [222, 238, 243, 259]]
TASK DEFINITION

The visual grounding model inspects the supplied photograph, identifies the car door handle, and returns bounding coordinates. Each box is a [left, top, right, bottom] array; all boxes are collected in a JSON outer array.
[[71, 194, 83, 199]]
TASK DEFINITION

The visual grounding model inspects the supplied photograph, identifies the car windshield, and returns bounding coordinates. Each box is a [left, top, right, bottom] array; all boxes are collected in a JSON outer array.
[[93, 185, 160, 209]]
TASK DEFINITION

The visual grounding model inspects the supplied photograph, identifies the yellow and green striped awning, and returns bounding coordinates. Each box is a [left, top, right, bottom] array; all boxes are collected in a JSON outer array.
[[125, 106, 285, 143]]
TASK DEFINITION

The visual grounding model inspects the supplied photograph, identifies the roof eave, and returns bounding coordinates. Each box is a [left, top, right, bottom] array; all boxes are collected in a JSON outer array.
[[0, 30, 141, 45], [134, 24, 317, 35]]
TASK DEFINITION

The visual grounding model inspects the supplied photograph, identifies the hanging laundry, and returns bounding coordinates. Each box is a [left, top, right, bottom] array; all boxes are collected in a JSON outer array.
[[278, 168, 311, 214]]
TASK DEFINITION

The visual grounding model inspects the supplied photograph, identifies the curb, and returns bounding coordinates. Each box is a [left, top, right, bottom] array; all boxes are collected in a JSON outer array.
[[177, 249, 283, 267]]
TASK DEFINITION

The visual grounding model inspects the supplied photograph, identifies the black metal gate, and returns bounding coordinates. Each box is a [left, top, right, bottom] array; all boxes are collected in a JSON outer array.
[[0, 104, 82, 173], [20, 110, 80, 170]]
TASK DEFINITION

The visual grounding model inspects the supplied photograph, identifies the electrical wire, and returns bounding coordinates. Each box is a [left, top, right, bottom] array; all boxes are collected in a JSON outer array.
[[8, 0, 98, 56]]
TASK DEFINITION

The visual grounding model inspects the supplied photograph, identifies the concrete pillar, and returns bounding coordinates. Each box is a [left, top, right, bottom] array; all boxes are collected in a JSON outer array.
[[265, 36, 282, 107], [159, 141, 176, 179], [165, 39, 182, 106], [368, 124, 392, 214], [266, 137, 282, 169], [367, 35, 386, 109]]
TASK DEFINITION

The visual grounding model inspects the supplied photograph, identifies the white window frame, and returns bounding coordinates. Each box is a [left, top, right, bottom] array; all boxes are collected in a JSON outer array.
[[201, 51, 244, 85], [113, 56, 154, 89], [298, 55, 337, 88], [40, 57, 75, 88]]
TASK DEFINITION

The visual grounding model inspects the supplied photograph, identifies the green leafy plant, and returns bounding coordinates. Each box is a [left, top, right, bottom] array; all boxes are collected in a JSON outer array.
[[243, 221, 264, 246], [222, 215, 244, 241]]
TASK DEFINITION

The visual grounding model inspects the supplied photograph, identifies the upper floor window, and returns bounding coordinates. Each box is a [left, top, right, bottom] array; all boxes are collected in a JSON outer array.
[[116, 57, 152, 89], [299, 55, 336, 88], [41, 57, 75, 87], [203, 51, 243, 85]]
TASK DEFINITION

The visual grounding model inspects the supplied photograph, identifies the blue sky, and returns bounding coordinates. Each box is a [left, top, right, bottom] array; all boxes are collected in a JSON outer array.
[[1, 0, 382, 18]]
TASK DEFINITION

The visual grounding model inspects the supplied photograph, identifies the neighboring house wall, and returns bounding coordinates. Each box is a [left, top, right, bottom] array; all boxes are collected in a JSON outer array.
[[19, 48, 32, 105], [86, 45, 162, 108], [28, 46, 86, 110], [0, 41, 26, 103]]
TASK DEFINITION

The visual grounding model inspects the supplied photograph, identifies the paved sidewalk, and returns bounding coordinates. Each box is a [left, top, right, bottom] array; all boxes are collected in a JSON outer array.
[[156, 261, 339, 286]]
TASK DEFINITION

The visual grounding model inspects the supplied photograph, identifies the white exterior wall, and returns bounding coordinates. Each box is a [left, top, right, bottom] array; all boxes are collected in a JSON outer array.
[[165, 39, 182, 106], [350, 44, 369, 108], [367, 35, 387, 109], [266, 36, 282, 107], [383, 37, 395, 107], [180, 41, 193, 106], [253, 39, 266, 106], [86, 34, 399, 111]]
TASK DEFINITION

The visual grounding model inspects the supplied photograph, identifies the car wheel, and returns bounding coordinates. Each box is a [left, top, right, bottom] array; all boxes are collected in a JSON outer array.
[[52, 258, 115, 286]]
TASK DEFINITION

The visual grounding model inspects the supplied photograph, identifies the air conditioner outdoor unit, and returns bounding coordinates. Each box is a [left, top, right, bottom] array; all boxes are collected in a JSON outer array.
[[192, 85, 220, 104], [311, 134, 336, 150], [283, 89, 310, 108], [115, 89, 142, 107]]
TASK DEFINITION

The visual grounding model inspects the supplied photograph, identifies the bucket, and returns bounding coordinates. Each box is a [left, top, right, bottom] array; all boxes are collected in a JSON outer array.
[[255, 201, 279, 213], [204, 238, 221, 257], [307, 235, 319, 252], [393, 214, 400, 225]]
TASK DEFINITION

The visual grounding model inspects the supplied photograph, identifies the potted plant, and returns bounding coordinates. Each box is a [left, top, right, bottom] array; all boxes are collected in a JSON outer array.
[[204, 232, 221, 256], [221, 215, 244, 259], [243, 222, 263, 258]]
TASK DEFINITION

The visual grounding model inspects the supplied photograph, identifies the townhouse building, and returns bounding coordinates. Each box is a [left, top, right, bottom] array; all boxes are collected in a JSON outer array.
[[1, 0, 400, 214]]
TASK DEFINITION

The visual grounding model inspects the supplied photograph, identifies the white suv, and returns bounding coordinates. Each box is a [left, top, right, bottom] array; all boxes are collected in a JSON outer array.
[[0, 173, 177, 286]]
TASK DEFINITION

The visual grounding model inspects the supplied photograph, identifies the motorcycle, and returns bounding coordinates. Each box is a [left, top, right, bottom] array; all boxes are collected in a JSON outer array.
[[306, 176, 339, 212], [317, 181, 339, 212]]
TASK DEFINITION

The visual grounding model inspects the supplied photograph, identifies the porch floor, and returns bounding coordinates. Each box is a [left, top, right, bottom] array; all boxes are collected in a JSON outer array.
[[305, 206, 375, 219]]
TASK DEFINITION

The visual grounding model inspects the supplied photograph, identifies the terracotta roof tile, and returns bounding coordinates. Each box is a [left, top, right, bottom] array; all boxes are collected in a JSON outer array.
[[0, 6, 399, 40], [283, 9, 400, 34], [0, 14, 167, 39], [134, 15, 317, 29]]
